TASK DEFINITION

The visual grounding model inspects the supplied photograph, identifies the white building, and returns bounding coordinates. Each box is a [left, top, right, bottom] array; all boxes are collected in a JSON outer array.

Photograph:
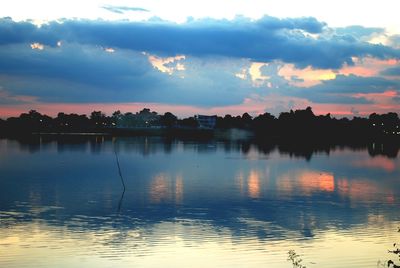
[[195, 115, 217, 129]]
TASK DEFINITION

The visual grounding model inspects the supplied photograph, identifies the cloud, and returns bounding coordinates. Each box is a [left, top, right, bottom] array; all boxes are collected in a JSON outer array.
[[292, 74, 400, 104], [292, 91, 373, 105], [0, 88, 37, 105], [310, 74, 399, 94], [334, 25, 385, 39], [0, 16, 399, 116], [3, 42, 394, 108], [338, 58, 398, 77], [267, 72, 399, 105], [0, 16, 399, 69], [0, 43, 151, 88], [146, 54, 185, 74], [278, 63, 336, 87], [381, 66, 400, 76], [352, 90, 399, 105], [388, 35, 400, 48], [0, 43, 254, 106], [101, 5, 150, 14], [233, 60, 399, 105]]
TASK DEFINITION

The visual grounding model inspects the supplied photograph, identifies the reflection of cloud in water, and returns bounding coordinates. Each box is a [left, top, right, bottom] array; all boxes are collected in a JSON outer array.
[[352, 155, 396, 172], [277, 170, 334, 195], [149, 173, 184, 204], [150, 173, 169, 203], [235, 171, 245, 196], [337, 178, 395, 204], [175, 175, 183, 204], [248, 171, 261, 198], [236, 169, 267, 199], [2, 137, 400, 267]]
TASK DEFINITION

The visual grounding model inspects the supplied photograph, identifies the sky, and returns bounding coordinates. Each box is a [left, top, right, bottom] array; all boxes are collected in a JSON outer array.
[[0, 0, 399, 118]]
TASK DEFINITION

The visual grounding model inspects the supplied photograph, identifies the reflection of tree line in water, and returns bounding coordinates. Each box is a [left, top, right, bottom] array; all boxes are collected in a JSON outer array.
[[288, 228, 400, 268], [2, 108, 400, 267], [4, 134, 399, 159]]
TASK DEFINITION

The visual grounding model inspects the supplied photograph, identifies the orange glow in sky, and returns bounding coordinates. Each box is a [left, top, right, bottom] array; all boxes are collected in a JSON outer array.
[[339, 57, 399, 77], [278, 64, 336, 87], [146, 54, 186, 75]]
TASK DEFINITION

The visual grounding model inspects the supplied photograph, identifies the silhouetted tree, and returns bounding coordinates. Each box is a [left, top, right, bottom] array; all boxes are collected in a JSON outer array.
[[253, 112, 276, 136], [179, 117, 198, 128], [0, 108, 399, 150], [90, 111, 112, 128], [54, 112, 90, 131], [160, 112, 178, 128]]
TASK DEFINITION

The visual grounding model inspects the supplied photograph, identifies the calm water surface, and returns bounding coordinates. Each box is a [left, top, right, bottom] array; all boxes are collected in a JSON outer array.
[[0, 136, 399, 267]]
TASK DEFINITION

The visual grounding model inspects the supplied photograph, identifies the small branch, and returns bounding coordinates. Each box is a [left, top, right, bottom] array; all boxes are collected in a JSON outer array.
[[114, 140, 126, 190], [113, 138, 126, 212]]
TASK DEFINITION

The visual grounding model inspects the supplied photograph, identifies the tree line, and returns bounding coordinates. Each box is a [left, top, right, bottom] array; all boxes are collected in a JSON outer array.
[[0, 107, 399, 143]]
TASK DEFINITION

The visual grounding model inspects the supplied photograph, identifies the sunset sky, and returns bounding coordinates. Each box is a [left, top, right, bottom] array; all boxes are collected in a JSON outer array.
[[0, 0, 399, 118]]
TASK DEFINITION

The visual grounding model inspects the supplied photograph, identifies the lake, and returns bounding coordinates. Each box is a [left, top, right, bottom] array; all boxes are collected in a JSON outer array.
[[0, 136, 399, 267]]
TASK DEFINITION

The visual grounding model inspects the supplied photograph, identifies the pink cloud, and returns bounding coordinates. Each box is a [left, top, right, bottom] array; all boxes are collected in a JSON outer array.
[[277, 57, 399, 88], [278, 64, 336, 87], [0, 89, 38, 104], [338, 57, 398, 77], [352, 90, 398, 105]]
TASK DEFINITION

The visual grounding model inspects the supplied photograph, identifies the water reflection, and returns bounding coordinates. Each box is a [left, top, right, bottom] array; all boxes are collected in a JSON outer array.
[[278, 170, 335, 195], [352, 155, 396, 172], [149, 173, 184, 204], [4, 134, 400, 159], [1, 136, 400, 267]]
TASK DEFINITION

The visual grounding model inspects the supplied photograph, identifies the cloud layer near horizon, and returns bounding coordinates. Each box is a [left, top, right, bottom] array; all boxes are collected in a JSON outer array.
[[0, 16, 399, 117]]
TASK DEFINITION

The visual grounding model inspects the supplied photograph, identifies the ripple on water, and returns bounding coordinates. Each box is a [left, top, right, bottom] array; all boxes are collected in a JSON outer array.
[[1, 140, 400, 267]]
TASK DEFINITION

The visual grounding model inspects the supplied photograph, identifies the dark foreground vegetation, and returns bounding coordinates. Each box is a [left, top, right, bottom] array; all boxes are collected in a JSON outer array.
[[288, 228, 400, 268], [1, 107, 400, 146]]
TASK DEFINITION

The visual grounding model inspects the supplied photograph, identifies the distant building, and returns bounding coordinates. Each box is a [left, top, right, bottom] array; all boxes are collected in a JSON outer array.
[[195, 115, 217, 129]]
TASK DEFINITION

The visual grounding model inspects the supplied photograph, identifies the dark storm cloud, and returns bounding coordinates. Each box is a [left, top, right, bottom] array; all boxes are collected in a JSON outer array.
[[0, 18, 59, 45], [0, 44, 150, 87], [0, 43, 252, 106], [0, 16, 399, 69], [0, 44, 160, 103]]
